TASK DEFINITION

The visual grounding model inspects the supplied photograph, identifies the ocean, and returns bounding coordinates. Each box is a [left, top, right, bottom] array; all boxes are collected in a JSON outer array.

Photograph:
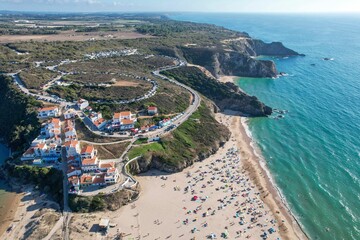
[[171, 13, 360, 240]]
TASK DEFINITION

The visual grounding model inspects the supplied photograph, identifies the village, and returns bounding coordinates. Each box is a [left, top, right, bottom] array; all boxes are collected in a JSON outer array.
[[19, 96, 186, 195]]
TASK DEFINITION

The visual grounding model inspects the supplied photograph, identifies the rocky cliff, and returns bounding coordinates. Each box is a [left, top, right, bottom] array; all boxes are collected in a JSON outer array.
[[174, 37, 302, 79], [179, 46, 276, 78], [214, 51, 278, 78], [162, 66, 272, 117]]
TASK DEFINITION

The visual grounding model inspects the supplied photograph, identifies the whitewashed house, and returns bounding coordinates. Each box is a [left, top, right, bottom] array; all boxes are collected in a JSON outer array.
[[38, 106, 59, 118], [147, 106, 158, 115], [77, 99, 89, 110], [80, 145, 96, 159], [64, 109, 77, 119], [81, 157, 99, 172], [64, 140, 80, 157]]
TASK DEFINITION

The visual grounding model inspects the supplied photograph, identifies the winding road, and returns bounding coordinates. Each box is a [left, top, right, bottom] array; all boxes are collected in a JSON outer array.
[[9, 56, 201, 239]]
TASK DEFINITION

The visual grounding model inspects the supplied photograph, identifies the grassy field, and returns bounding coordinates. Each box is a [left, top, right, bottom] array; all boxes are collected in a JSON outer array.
[[48, 83, 151, 102], [61, 73, 151, 85], [127, 101, 230, 169], [128, 142, 165, 160], [19, 67, 58, 89], [81, 141, 130, 159], [84, 77, 190, 115]]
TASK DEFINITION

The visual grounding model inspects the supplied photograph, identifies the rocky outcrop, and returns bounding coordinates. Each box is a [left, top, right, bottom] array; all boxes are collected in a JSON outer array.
[[217, 96, 272, 117], [214, 51, 278, 78], [229, 38, 303, 57], [247, 39, 303, 57], [163, 66, 273, 117], [179, 47, 277, 78]]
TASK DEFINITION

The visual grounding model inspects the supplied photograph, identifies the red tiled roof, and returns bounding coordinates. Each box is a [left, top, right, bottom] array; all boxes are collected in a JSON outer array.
[[121, 119, 134, 125], [64, 140, 79, 147], [36, 143, 46, 149], [114, 111, 131, 119], [100, 161, 115, 169], [80, 175, 93, 184], [94, 118, 105, 126], [81, 145, 94, 154], [92, 174, 105, 184], [68, 176, 79, 185], [82, 157, 97, 165], [24, 147, 35, 155], [39, 106, 57, 112], [148, 106, 157, 111]]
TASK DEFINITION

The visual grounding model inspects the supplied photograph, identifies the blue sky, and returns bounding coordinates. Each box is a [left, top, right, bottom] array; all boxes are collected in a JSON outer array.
[[0, 0, 360, 13]]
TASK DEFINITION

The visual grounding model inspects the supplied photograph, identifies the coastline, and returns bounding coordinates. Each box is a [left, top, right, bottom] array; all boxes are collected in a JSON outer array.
[[68, 111, 308, 239], [0, 76, 307, 239], [236, 115, 308, 239], [220, 75, 308, 239]]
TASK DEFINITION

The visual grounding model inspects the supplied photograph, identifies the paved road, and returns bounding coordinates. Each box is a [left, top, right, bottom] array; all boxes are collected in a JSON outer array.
[[11, 73, 72, 106], [146, 61, 201, 138], [76, 60, 201, 141]]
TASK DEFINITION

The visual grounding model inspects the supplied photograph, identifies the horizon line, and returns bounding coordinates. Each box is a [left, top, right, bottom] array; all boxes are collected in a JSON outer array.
[[1, 10, 360, 15]]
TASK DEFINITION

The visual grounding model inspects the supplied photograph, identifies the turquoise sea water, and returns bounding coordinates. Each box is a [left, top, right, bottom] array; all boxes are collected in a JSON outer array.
[[0, 143, 8, 165], [171, 13, 360, 240], [0, 143, 11, 215]]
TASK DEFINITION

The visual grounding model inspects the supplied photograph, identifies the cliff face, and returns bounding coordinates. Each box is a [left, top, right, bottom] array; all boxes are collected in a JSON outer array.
[[162, 66, 273, 117], [176, 37, 302, 79], [179, 47, 278, 78], [214, 51, 278, 78], [247, 39, 302, 57]]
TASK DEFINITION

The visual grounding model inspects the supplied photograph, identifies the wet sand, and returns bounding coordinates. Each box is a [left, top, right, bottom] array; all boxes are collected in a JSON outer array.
[[0, 188, 22, 237]]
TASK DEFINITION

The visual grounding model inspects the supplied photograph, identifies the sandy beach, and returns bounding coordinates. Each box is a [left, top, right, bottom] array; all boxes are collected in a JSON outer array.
[[219, 75, 239, 83], [70, 112, 307, 240], [0, 184, 61, 240], [0, 189, 22, 237]]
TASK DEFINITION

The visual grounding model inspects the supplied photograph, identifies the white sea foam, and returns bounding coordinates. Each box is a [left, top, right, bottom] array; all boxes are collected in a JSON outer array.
[[239, 118, 308, 236]]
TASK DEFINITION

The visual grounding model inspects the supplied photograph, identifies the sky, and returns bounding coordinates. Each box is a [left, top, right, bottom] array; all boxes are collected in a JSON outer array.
[[0, 0, 360, 13]]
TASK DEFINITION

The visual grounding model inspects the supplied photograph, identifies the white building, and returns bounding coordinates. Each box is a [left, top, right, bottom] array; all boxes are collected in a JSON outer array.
[[81, 157, 99, 172], [67, 166, 82, 178], [42, 118, 61, 139], [64, 109, 77, 120], [112, 111, 137, 130], [64, 140, 80, 157], [38, 106, 59, 118], [65, 126, 77, 141], [77, 99, 89, 110], [148, 106, 158, 115], [80, 145, 96, 159]]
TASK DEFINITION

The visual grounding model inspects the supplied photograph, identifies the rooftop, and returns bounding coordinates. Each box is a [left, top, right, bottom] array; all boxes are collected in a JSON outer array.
[[81, 145, 94, 154], [100, 161, 115, 169], [148, 106, 157, 111], [121, 119, 134, 125], [82, 157, 98, 165], [114, 111, 131, 118], [39, 106, 58, 112]]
